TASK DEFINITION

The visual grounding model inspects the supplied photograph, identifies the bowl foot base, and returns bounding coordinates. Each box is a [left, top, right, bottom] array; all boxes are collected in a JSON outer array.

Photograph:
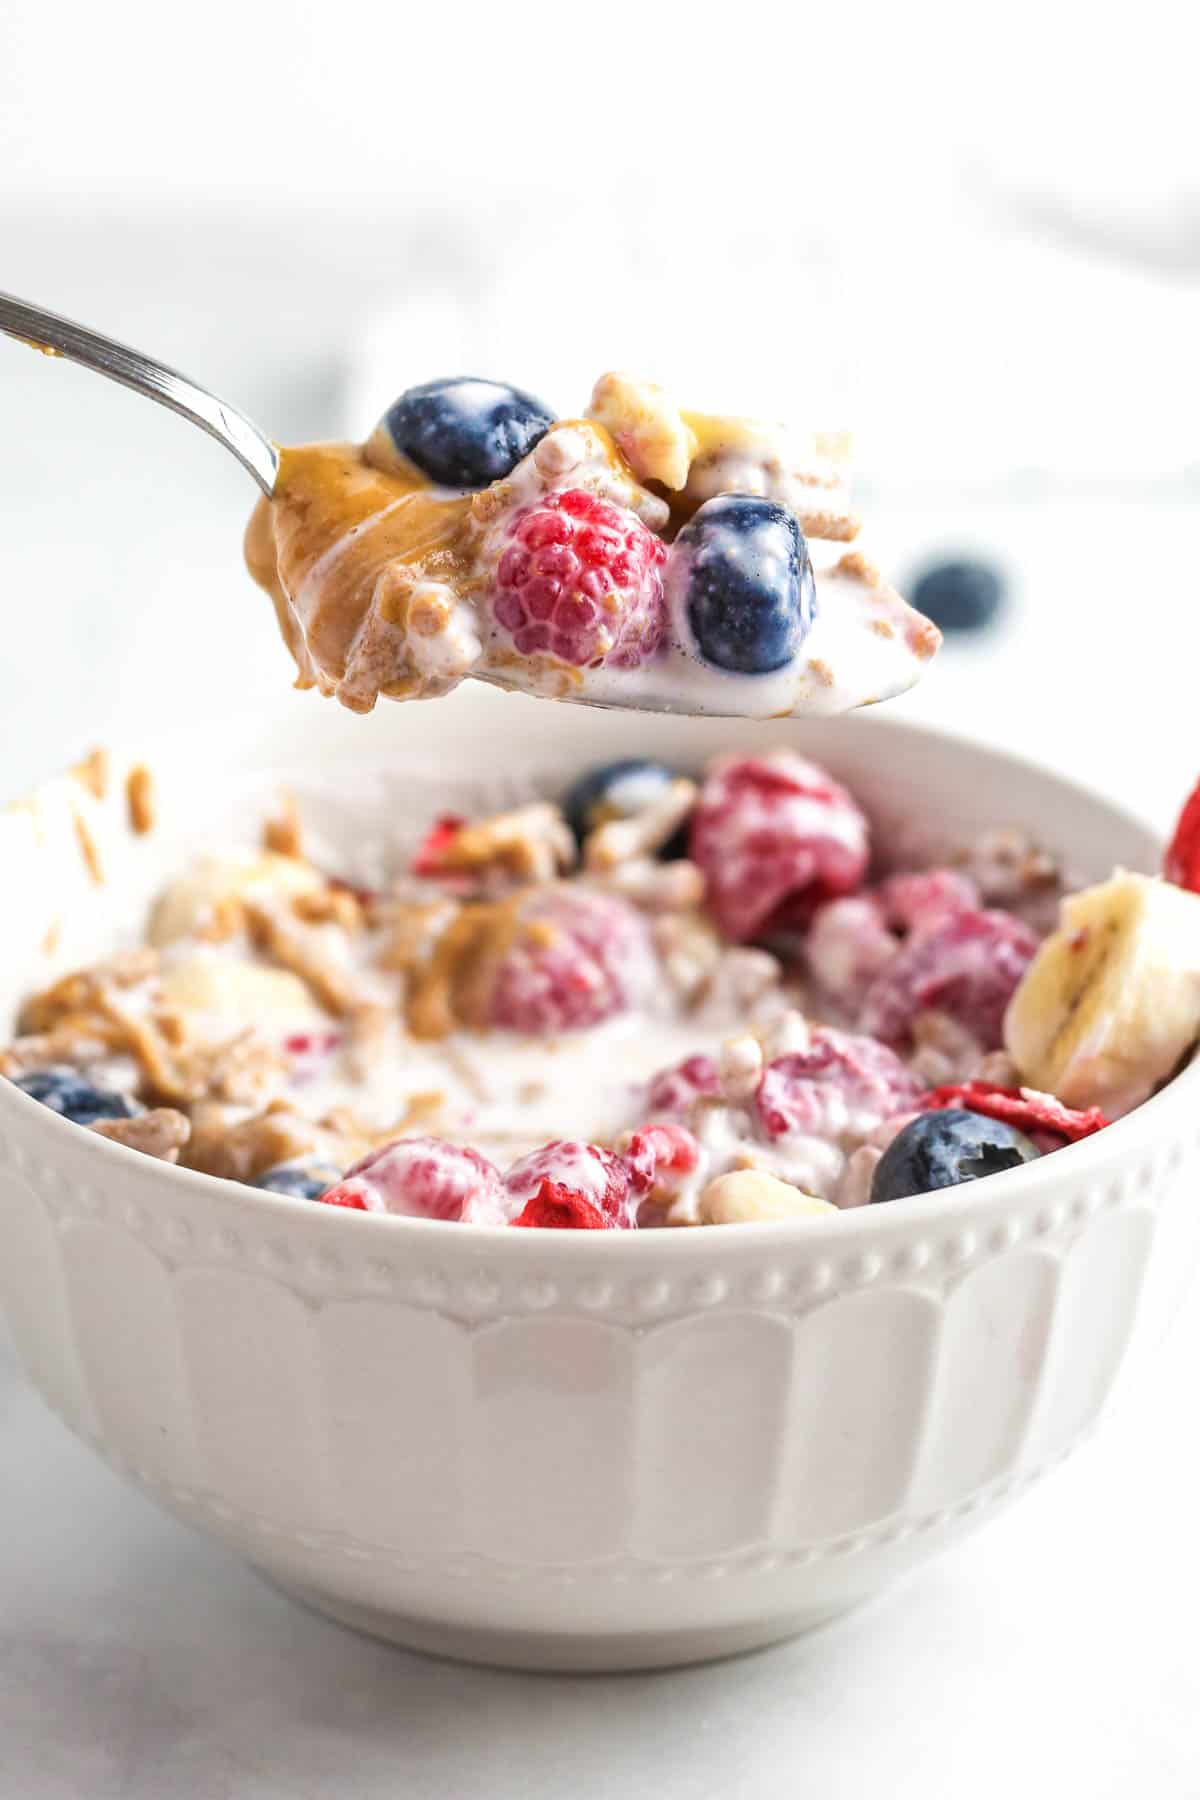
[[263, 1574, 864, 1672]]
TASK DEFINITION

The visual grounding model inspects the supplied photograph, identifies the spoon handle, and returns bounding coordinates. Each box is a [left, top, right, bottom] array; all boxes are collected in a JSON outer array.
[[0, 290, 279, 496]]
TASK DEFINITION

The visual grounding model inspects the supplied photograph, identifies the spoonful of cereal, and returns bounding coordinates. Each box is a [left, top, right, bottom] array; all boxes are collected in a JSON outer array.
[[0, 295, 940, 718]]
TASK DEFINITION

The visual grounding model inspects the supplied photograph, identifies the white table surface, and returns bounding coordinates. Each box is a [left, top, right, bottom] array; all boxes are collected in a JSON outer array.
[[3, 318, 1200, 1798]]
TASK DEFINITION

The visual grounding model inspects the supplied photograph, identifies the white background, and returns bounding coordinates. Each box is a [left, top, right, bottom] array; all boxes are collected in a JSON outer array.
[[2, 4, 1199, 1794]]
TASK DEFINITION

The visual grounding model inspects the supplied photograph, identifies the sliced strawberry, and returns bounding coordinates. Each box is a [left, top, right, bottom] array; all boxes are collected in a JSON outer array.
[[916, 1080, 1110, 1143], [411, 814, 467, 877], [511, 1189, 610, 1229], [1165, 777, 1200, 892]]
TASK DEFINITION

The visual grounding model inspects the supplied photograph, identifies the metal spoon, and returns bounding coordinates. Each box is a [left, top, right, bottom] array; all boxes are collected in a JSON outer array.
[[0, 289, 279, 495], [0, 290, 937, 720]]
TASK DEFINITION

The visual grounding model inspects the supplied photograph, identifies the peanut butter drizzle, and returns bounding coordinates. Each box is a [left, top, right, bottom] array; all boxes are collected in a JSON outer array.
[[405, 895, 524, 1040], [244, 442, 474, 691]]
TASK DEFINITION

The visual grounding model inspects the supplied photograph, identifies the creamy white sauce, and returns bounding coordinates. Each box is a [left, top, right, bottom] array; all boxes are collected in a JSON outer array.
[[282, 1009, 731, 1164]]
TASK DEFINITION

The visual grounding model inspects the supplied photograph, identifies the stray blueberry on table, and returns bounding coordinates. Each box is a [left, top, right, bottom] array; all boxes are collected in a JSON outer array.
[[673, 495, 817, 674], [255, 1161, 343, 1201], [910, 558, 1005, 634], [380, 377, 555, 489], [13, 1066, 141, 1126], [562, 759, 687, 857], [870, 1108, 1037, 1204]]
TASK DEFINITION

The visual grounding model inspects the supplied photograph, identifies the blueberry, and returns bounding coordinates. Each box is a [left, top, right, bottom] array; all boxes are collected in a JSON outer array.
[[674, 495, 816, 674], [255, 1160, 342, 1200], [561, 759, 689, 858], [380, 378, 555, 489], [910, 558, 1005, 634], [12, 1065, 141, 1126], [871, 1108, 1037, 1204]]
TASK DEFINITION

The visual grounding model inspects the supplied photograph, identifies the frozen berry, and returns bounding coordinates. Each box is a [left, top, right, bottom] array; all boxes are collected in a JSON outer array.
[[754, 1028, 921, 1143], [671, 494, 816, 673], [620, 1122, 701, 1198], [320, 1137, 507, 1223], [1165, 775, 1200, 893], [916, 1080, 1109, 1144], [487, 888, 655, 1035], [380, 378, 555, 489], [13, 1066, 141, 1127], [857, 908, 1038, 1050], [561, 759, 687, 857], [689, 752, 869, 942], [411, 814, 468, 878], [644, 1053, 722, 1116], [256, 1160, 343, 1200], [488, 488, 667, 669], [877, 870, 980, 935], [910, 558, 1005, 634], [871, 1108, 1037, 1203], [506, 1140, 637, 1230]]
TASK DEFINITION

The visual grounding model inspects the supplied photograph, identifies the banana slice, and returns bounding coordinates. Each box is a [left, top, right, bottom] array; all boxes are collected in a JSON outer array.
[[1004, 870, 1200, 1116], [149, 852, 323, 946], [161, 953, 321, 1028]]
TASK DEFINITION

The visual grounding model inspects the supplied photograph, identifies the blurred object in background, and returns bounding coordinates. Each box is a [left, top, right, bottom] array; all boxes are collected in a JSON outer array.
[[907, 560, 1007, 636], [0, 0, 1196, 812]]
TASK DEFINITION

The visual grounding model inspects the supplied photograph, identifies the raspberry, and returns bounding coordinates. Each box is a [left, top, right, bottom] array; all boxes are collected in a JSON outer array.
[[620, 1122, 701, 1198], [754, 1028, 922, 1143], [487, 887, 654, 1034], [1165, 775, 1200, 893], [877, 870, 980, 934], [857, 908, 1039, 1050], [917, 1081, 1109, 1144], [506, 1140, 637, 1230], [319, 1137, 507, 1223], [644, 1053, 722, 1116], [489, 488, 667, 669], [689, 752, 869, 942]]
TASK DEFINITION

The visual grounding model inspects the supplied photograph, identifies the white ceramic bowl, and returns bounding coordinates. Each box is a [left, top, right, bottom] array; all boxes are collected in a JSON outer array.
[[1, 690, 1197, 1672]]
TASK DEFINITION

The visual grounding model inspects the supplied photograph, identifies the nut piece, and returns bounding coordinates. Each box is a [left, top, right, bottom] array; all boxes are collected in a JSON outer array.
[[693, 947, 781, 1022], [91, 1107, 192, 1163], [263, 796, 304, 859], [719, 1033, 765, 1103], [835, 1144, 881, 1209], [583, 778, 697, 871], [586, 372, 699, 491], [697, 1170, 836, 1225], [126, 764, 156, 834], [600, 857, 705, 913]]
